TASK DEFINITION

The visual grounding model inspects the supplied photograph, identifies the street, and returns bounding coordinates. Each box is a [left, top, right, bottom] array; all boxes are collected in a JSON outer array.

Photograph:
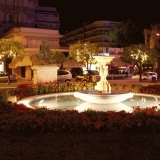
[[108, 77, 159, 86]]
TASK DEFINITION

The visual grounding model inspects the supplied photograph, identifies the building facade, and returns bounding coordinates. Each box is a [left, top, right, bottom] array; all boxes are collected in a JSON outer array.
[[0, 0, 68, 80], [0, 0, 60, 36], [60, 21, 123, 56], [0, 1, 126, 81], [60, 21, 125, 72]]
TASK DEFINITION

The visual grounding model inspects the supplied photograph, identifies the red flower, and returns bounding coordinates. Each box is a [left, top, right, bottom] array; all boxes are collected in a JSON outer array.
[[18, 103, 27, 108]]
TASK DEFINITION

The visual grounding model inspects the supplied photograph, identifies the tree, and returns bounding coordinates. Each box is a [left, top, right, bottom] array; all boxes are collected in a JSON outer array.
[[144, 23, 160, 80], [120, 44, 159, 81], [50, 50, 67, 68], [107, 19, 143, 47], [38, 40, 51, 64], [69, 41, 102, 70], [31, 40, 67, 67], [0, 38, 25, 84]]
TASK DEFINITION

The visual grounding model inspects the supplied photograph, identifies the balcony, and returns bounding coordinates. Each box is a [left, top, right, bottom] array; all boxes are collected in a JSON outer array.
[[23, 7, 37, 14], [1, 4, 21, 12]]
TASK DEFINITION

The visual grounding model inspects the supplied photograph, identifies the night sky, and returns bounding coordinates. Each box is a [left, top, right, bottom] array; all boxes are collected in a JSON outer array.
[[38, 0, 160, 35]]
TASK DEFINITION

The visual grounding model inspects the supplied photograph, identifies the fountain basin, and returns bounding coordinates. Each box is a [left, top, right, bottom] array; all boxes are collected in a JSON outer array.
[[17, 92, 160, 113], [74, 90, 133, 104]]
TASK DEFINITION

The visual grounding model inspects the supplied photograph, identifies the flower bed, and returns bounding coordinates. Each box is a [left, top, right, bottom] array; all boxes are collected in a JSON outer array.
[[12, 82, 95, 100], [0, 100, 160, 133], [0, 82, 160, 133], [9, 82, 144, 100]]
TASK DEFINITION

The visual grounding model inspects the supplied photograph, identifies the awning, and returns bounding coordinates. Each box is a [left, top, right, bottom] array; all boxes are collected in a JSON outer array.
[[63, 60, 85, 68], [111, 58, 127, 67]]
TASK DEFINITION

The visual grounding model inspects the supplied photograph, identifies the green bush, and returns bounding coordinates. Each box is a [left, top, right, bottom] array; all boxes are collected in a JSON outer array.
[[1, 82, 160, 134], [0, 90, 10, 101]]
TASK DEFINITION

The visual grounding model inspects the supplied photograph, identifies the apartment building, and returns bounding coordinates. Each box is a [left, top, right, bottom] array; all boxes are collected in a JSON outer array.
[[0, 0, 68, 80], [60, 21, 123, 56], [60, 20, 125, 72], [0, 1, 125, 80], [0, 0, 60, 36]]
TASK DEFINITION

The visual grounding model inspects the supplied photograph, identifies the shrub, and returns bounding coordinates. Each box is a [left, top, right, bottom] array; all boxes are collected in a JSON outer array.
[[1, 82, 160, 134], [0, 101, 160, 133], [0, 90, 10, 101]]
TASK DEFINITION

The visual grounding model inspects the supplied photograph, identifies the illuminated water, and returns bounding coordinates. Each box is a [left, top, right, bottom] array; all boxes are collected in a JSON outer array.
[[18, 92, 160, 113]]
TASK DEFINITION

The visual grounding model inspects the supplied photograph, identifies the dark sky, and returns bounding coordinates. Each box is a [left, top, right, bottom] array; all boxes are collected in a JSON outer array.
[[38, 0, 160, 35]]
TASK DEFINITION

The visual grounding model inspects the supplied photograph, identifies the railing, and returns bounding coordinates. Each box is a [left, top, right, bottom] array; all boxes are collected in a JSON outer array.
[[1, 5, 21, 12], [0, 5, 36, 14], [23, 7, 36, 14], [0, 21, 59, 32], [1, 22, 35, 27]]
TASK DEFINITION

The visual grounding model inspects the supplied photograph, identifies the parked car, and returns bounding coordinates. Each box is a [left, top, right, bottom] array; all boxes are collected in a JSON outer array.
[[132, 71, 158, 81], [142, 71, 158, 81], [0, 71, 17, 83], [76, 70, 100, 82], [57, 69, 72, 82]]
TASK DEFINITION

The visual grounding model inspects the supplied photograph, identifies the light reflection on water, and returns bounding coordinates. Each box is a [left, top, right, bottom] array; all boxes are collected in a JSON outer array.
[[29, 93, 160, 112]]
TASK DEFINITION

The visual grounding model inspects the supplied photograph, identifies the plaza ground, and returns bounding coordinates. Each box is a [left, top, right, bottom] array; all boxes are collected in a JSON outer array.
[[0, 77, 158, 88]]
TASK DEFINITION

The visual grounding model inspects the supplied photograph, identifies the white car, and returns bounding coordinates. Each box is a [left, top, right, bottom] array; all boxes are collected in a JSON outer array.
[[57, 69, 72, 82], [142, 72, 158, 81]]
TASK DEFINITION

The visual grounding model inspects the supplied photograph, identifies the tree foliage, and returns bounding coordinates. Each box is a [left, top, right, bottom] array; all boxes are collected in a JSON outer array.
[[50, 50, 67, 67], [150, 23, 160, 80], [120, 44, 159, 81], [32, 40, 67, 66], [0, 38, 25, 61], [69, 41, 102, 70], [107, 19, 142, 47], [38, 40, 67, 64], [38, 40, 51, 63], [0, 38, 26, 84]]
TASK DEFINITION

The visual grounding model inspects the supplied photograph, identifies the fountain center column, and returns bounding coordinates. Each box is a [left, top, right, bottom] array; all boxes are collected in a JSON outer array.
[[94, 56, 115, 93]]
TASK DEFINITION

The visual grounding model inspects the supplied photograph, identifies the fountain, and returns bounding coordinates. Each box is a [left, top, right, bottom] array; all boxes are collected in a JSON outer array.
[[15, 55, 160, 113], [74, 55, 133, 104], [18, 92, 160, 113]]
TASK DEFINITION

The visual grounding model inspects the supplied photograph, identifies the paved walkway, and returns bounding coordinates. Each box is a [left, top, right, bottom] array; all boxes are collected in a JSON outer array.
[[0, 78, 33, 88], [108, 78, 159, 86]]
